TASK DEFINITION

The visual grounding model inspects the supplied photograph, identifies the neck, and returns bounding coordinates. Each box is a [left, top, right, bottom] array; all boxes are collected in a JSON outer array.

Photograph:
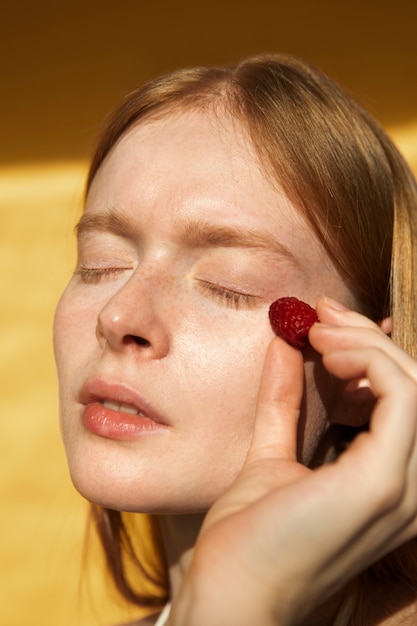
[[158, 512, 205, 599]]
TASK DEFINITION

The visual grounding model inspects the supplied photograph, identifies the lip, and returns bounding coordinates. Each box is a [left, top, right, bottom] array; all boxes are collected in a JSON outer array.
[[79, 378, 170, 440]]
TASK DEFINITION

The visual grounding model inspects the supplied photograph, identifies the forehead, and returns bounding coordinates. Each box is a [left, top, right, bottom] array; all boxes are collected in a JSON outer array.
[[88, 108, 300, 226], [111, 108, 264, 180]]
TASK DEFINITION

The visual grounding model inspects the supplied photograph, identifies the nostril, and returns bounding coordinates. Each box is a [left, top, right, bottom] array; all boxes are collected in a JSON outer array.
[[130, 335, 151, 347]]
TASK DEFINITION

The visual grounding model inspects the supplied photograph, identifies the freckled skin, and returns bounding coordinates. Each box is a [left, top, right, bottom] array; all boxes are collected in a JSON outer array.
[[53, 109, 355, 514]]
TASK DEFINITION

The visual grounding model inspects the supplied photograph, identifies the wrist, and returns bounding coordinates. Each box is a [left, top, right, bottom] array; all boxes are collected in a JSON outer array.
[[169, 558, 290, 626]]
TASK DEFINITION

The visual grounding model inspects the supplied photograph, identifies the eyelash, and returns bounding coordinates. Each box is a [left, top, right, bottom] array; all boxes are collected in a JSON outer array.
[[198, 280, 258, 309], [74, 268, 257, 309], [74, 266, 129, 284]]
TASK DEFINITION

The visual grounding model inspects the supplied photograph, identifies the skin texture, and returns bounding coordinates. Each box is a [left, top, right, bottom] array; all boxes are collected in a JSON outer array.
[[54, 110, 356, 515]]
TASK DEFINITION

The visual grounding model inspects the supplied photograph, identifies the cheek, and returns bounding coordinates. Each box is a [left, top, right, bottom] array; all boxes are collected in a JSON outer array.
[[168, 330, 266, 506], [174, 314, 268, 444], [53, 292, 74, 378], [53, 286, 98, 361], [53, 288, 100, 427]]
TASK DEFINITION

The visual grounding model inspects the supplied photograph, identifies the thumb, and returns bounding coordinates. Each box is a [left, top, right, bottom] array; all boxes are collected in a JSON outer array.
[[247, 337, 304, 464]]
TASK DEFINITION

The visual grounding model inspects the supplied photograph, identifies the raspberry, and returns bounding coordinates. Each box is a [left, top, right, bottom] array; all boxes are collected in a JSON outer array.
[[269, 297, 318, 349]]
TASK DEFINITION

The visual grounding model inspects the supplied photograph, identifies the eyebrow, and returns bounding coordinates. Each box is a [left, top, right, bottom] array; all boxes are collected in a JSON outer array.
[[181, 218, 299, 265], [75, 209, 299, 266], [75, 210, 132, 238]]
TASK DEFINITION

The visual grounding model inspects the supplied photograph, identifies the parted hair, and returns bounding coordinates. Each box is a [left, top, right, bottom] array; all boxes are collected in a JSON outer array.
[[86, 54, 417, 623]]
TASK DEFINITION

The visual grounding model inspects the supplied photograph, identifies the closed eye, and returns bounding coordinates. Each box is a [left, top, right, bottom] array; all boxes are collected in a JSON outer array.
[[197, 280, 259, 309], [74, 265, 132, 284]]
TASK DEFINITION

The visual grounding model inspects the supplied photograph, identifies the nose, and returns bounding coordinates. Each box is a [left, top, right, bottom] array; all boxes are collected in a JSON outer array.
[[95, 270, 170, 359]]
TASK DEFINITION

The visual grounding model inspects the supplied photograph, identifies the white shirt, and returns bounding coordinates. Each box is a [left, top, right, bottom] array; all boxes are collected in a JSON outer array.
[[154, 603, 171, 626]]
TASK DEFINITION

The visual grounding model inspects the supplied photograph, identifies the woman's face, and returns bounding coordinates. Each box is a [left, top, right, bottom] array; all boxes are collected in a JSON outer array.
[[54, 109, 354, 513]]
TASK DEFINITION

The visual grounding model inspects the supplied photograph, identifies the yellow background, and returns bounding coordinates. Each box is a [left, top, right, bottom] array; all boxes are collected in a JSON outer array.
[[1, 1, 417, 624]]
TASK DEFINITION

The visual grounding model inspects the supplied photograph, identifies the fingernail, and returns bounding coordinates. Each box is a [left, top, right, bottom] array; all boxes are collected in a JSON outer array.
[[323, 296, 349, 311]]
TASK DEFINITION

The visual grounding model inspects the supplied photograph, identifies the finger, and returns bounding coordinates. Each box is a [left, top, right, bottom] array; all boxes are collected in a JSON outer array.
[[312, 325, 417, 383], [311, 299, 417, 382], [315, 296, 387, 334], [286, 343, 417, 576], [313, 356, 417, 578], [323, 347, 417, 463], [247, 337, 304, 463]]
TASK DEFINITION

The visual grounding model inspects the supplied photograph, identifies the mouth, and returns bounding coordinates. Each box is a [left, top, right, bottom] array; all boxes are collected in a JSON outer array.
[[101, 400, 147, 417], [79, 378, 170, 440]]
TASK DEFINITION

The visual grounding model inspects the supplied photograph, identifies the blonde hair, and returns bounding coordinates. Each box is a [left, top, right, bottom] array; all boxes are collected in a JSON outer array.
[[86, 54, 417, 622]]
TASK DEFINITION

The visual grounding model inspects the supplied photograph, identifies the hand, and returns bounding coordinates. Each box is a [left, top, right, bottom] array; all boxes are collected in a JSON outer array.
[[169, 297, 417, 626]]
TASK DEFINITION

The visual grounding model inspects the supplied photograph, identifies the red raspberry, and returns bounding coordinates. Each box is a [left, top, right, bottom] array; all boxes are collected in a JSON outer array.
[[269, 297, 318, 349]]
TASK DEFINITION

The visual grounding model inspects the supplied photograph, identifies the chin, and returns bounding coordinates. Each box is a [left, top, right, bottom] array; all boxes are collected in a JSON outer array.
[[66, 457, 216, 515], [70, 476, 161, 513]]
